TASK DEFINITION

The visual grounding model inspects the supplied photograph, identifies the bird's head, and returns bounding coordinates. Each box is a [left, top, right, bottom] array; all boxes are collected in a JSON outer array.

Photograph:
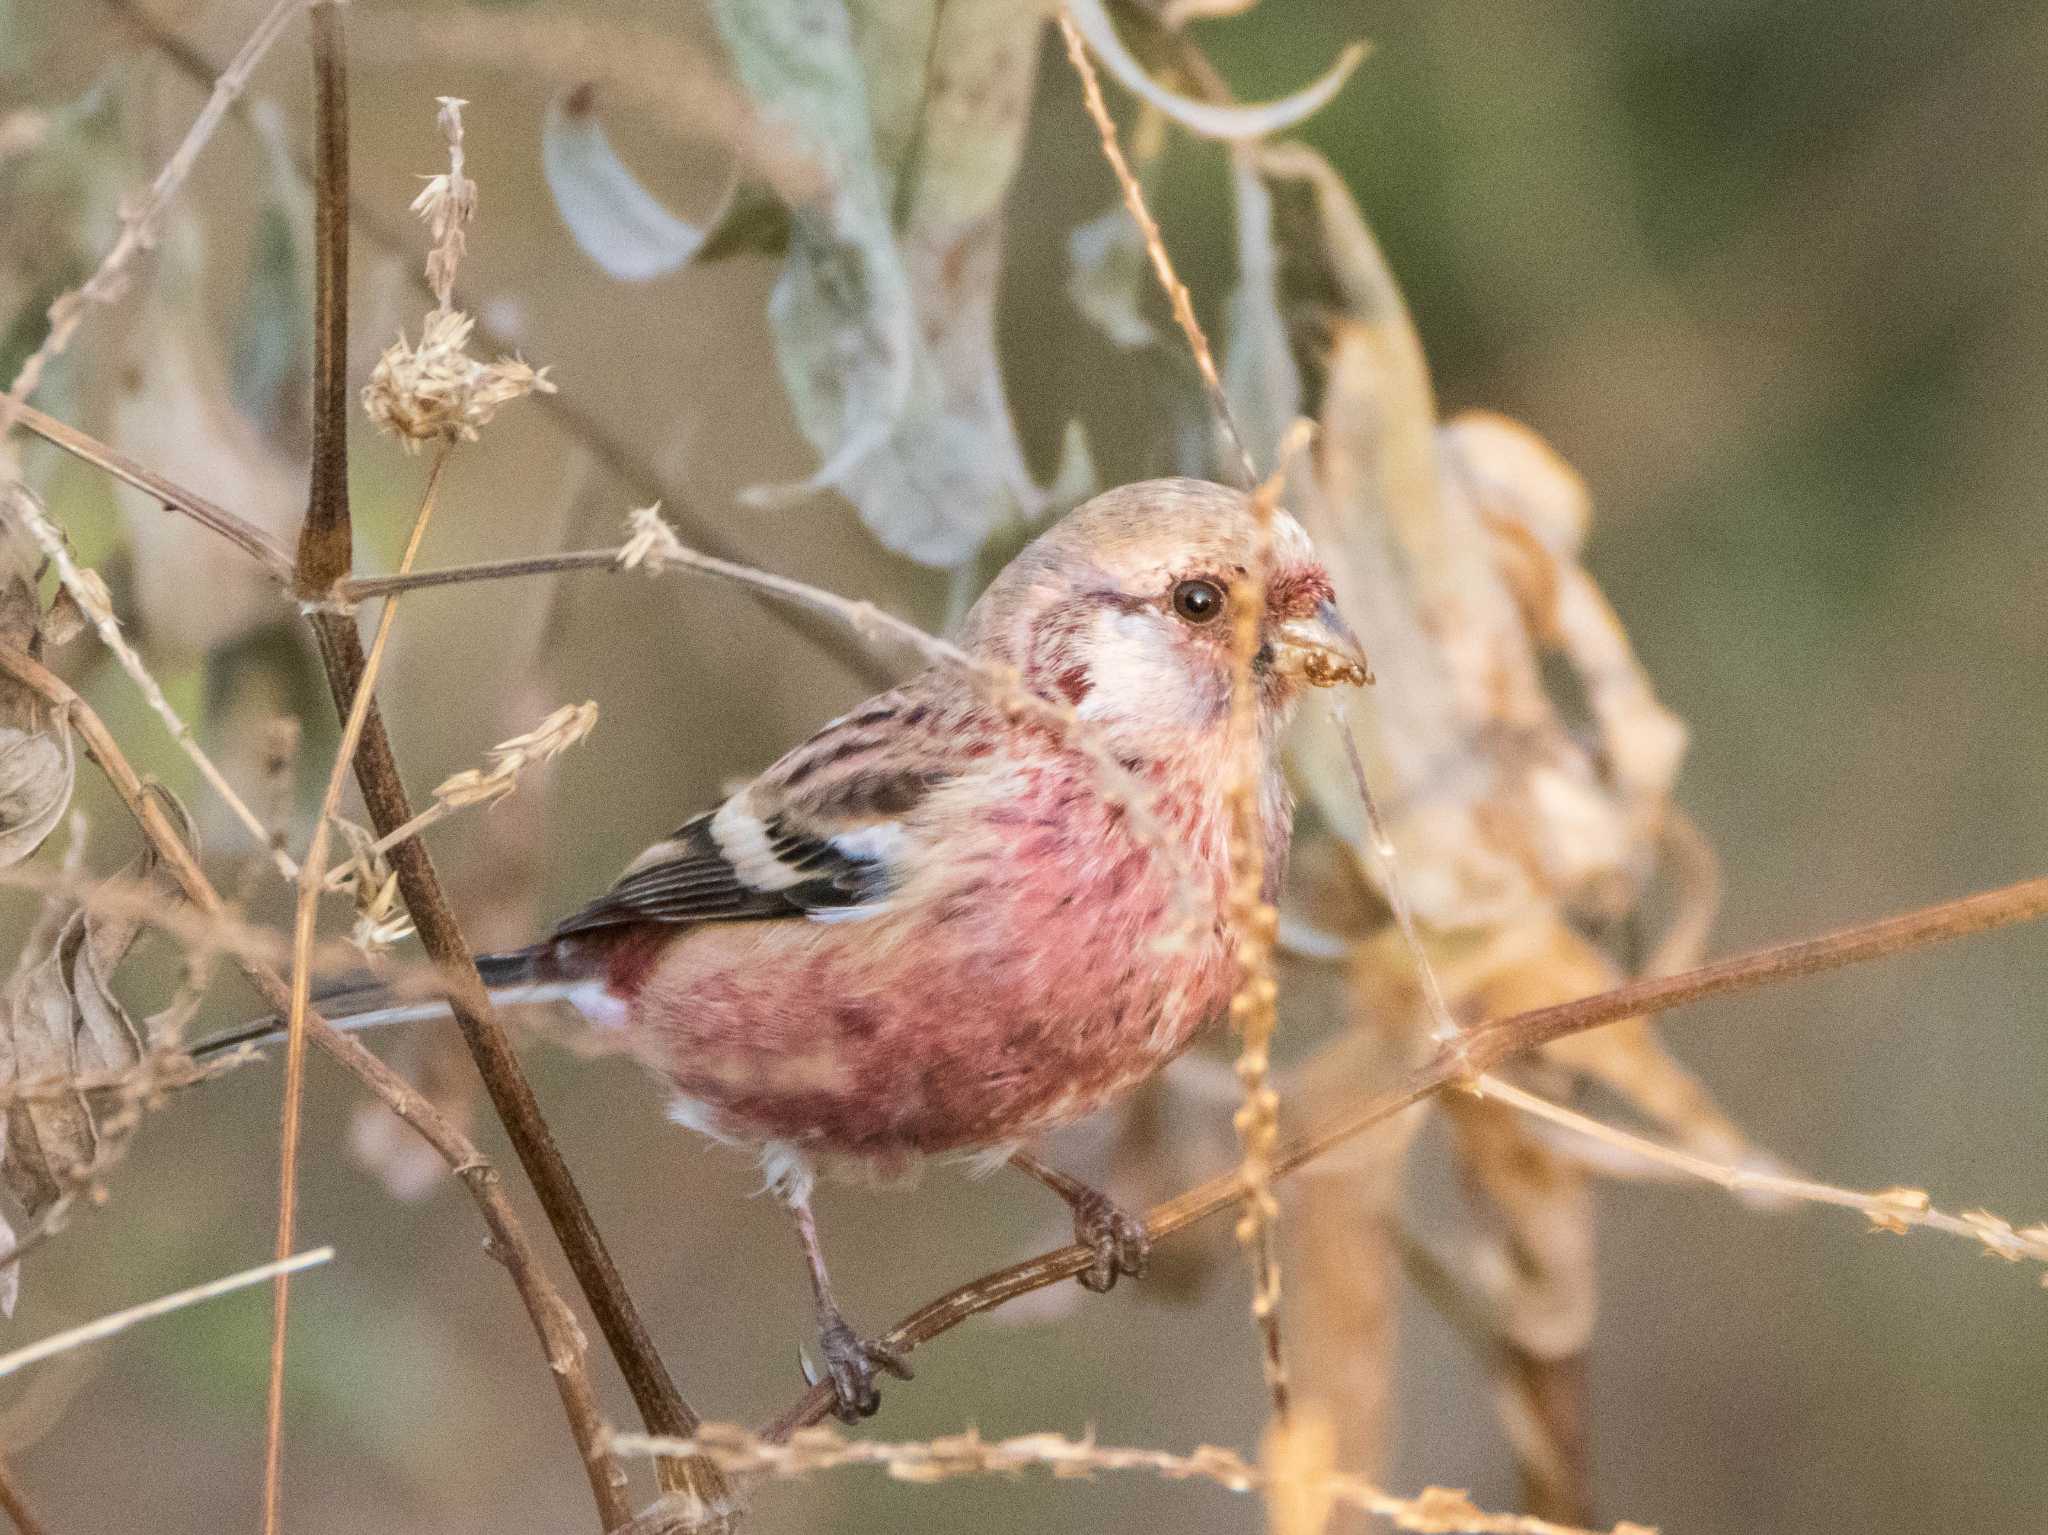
[[962, 477, 1368, 754]]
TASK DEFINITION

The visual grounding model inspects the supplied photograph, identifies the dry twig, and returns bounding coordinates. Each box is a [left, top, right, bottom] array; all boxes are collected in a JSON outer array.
[[1474, 1073, 2048, 1275], [610, 1422, 1650, 1535], [763, 868, 2048, 1436], [0, 1248, 332, 1382], [1056, 9, 1255, 487], [262, 442, 453, 1528], [288, 25, 724, 1521]]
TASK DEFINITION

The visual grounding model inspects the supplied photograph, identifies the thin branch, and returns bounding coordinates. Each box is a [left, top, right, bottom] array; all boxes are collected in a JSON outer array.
[[0, 644, 633, 1529], [1474, 1073, 2048, 1270], [0, 1248, 332, 1382], [10, 403, 297, 581], [263, 442, 450, 1530], [291, 20, 724, 1521], [763, 869, 2048, 1436], [1056, 8, 1256, 488], [610, 1423, 1645, 1535]]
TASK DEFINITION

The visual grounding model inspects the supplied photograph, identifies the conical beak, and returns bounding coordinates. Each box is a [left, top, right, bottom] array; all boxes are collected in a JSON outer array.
[[1270, 599, 1373, 688]]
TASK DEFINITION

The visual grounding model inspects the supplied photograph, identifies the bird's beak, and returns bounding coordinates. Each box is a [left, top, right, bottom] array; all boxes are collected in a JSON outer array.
[[1269, 599, 1373, 688]]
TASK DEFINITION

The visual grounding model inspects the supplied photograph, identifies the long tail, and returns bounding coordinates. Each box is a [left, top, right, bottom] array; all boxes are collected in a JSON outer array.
[[189, 948, 573, 1060]]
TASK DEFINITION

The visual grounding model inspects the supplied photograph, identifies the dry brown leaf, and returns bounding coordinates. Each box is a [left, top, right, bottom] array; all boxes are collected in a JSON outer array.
[[0, 522, 73, 873], [0, 806, 185, 1237]]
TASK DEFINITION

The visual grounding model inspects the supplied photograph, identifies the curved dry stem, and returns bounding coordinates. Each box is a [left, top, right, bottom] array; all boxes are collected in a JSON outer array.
[[1056, 9, 1256, 488], [763, 869, 2048, 1437], [10, 403, 297, 581], [264, 442, 451, 1529], [612, 1421, 1640, 1535]]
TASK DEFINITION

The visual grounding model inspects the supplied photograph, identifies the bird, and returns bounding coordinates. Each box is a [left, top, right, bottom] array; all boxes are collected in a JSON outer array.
[[198, 476, 1368, 1420]]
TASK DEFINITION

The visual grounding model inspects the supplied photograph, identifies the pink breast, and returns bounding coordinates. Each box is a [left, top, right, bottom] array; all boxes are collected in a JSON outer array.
[[615, 770, 1240, 1160]]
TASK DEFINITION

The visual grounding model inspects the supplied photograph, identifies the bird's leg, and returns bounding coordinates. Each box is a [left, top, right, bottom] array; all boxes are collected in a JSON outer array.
[[1009, 1149, 1151, 1293], [784, 1189, 911, 1421]]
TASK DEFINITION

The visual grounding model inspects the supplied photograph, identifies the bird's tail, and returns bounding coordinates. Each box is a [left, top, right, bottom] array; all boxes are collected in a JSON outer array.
[[188, 948, 573, 1061]]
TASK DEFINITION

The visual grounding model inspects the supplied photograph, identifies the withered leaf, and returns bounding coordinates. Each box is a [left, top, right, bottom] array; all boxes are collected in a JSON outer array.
[[0, 516, 73, 870], [0, 719, 72, 871], [0, 799, 188, 1255]]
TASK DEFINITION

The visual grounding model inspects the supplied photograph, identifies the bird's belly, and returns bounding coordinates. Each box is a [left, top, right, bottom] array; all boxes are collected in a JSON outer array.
[[618, 881, 1233, 1162]]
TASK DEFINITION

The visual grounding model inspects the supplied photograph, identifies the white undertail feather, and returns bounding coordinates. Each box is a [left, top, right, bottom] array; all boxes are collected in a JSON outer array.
[[310, 979, 592, 1038]]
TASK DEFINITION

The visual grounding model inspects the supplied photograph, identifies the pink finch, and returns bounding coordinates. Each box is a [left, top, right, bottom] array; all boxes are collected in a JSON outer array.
[[205, 476, 1366, 1419]]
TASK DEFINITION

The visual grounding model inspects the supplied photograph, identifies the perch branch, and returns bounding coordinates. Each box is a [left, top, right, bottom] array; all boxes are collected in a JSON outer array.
[[763, 869, 2048, 1435]]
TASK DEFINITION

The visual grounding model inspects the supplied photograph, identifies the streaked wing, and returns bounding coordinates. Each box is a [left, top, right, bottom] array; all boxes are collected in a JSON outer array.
[[548, 681, 974, 942]]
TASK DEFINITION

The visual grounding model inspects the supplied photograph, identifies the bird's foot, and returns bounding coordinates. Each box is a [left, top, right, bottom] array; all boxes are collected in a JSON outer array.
[[1070, 1189, 1151, 1293], [813, 1317, 912, 1422]]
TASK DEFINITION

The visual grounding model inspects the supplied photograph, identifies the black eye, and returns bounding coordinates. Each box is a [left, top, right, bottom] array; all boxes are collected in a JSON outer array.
[[1171, 578, 1225, 624]]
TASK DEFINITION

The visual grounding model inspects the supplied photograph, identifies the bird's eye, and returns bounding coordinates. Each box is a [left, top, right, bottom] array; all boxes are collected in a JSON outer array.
[[1171, 578, 1225, 624]]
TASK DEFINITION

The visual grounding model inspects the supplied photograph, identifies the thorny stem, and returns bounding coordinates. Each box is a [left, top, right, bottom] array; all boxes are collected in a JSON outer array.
[[762, 869, 2048, 1438], [292, 15, 728, 1523], [263, 442, 450, 1533], [0, 0, 311, 440], [0, 645, 632, 1529]]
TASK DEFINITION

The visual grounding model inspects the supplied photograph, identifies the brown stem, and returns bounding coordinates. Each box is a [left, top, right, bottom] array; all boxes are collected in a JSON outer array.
[[264, 442, 451, 1530], [0, 645, 631, 1528], [293, 15, 725, 1521], [762, 869, 2048, 1437], [11, 403, 296, 581]]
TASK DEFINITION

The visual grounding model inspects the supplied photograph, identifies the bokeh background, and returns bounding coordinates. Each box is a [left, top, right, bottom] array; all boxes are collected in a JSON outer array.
[[2, 1, 2045, 1531]]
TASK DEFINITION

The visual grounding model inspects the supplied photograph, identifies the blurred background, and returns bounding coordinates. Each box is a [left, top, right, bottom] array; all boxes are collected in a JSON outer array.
[[2, 1, 2045, 1531]]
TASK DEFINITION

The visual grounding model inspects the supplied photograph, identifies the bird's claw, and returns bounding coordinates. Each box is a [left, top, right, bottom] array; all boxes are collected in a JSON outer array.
[[1071, 1190, 1150, 1293], [818, 1317, 912, 1422]]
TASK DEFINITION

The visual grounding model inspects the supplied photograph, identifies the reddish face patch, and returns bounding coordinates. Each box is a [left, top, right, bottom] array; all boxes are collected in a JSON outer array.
[[1265, 564, 1337, 623]]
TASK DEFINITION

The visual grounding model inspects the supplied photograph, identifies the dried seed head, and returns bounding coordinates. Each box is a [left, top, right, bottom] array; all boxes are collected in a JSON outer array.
[[412, 97, 477, 311], [617, 503, 688, 573], [362, 309, 554, 449], [431, 701, 599, 810]]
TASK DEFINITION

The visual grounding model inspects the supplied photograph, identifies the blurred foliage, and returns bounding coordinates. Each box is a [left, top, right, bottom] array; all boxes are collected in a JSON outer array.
[[0, 2, 2042, 1534]]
